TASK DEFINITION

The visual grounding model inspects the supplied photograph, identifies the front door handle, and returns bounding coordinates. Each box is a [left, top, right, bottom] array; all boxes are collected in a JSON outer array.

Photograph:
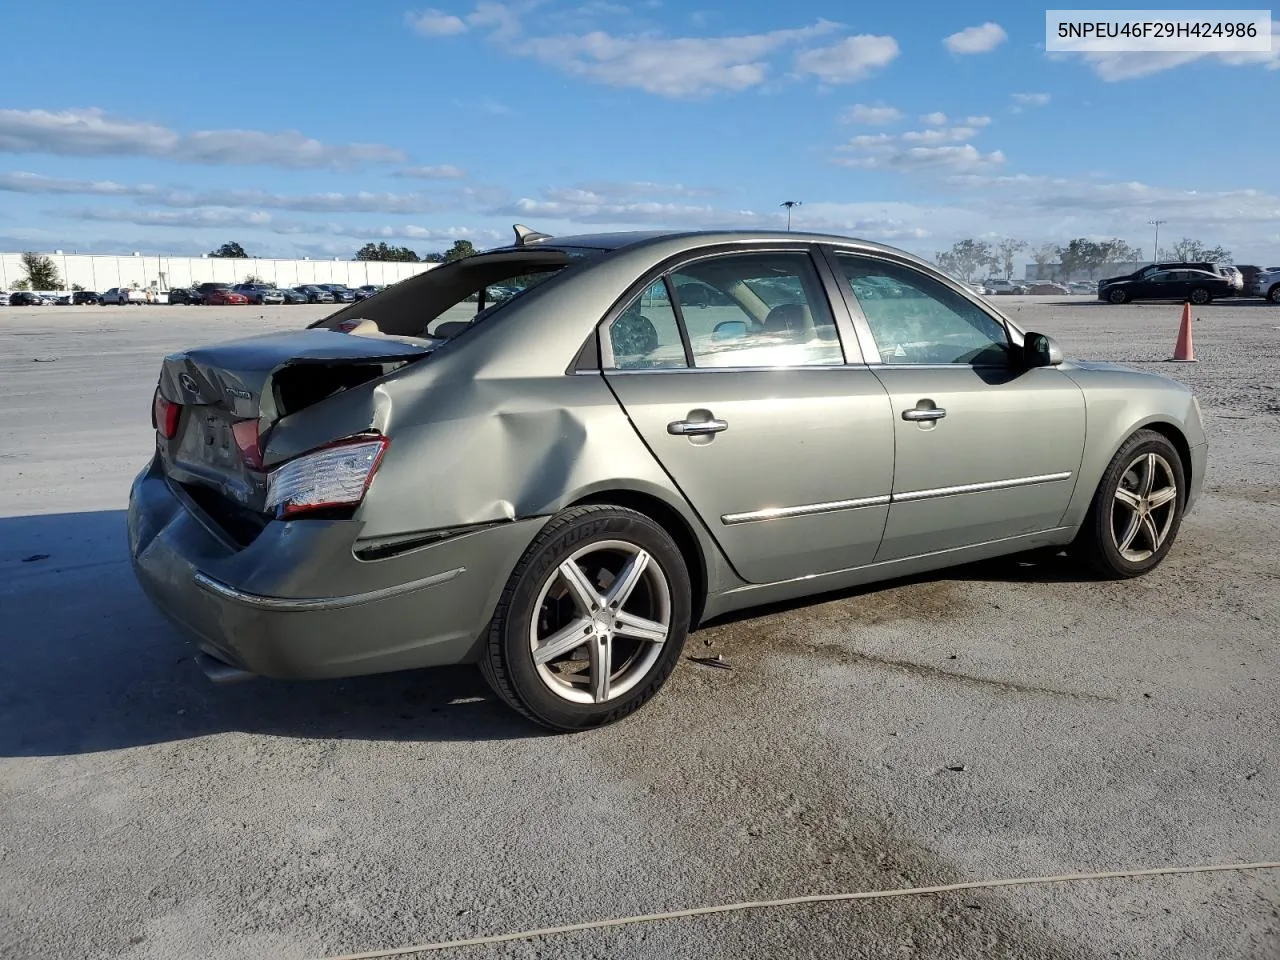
[[668, 417, 728, 436], [902, 406, 947, 422]]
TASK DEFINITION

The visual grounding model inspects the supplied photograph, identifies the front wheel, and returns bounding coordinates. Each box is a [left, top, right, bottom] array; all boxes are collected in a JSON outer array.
[[1268, 285, 1280, 304], [1071, 430, 1186, 579], [1189, 288, 1211, 305], [480, 505, 691, 731], [1108, 288, 1128, 304]]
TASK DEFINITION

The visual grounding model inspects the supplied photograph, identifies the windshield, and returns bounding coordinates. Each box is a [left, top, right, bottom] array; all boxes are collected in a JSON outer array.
[[313, 246, 602, 339]]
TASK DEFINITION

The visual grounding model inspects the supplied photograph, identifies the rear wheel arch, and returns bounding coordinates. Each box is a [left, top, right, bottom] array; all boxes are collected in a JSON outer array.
[[569, 488, 708, 628]]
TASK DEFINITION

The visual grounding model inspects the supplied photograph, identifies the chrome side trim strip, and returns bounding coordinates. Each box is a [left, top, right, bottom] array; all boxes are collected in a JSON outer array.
[[193, 566, 465, 612], [722, 495, 891, 525], [893, 472, 1072, 503], [720, 473, 1071, 525]]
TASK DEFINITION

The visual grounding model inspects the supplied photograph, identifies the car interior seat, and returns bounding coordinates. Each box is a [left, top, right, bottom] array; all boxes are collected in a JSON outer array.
[[762, 302, 815, 341], [611, 313, 660, 366]]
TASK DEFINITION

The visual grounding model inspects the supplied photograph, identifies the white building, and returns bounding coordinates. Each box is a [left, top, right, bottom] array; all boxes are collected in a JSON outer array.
[[0, 250, 436, 293]]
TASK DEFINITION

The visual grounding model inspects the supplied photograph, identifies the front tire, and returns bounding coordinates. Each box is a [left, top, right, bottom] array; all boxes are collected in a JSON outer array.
[[1108, 288, 1129, 304], [480, 505, 691, 731], [1189, 287, 1211, 305], [1072, 430, 1186, 579], [1268, 285, 1280, 304]]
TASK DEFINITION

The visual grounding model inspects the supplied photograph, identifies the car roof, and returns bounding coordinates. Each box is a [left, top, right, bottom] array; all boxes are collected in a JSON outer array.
[[481, 228, 924, 259]]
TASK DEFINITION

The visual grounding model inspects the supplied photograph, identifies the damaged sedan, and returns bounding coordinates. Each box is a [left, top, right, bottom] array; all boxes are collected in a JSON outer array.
[[129, 226, 1207, 730]]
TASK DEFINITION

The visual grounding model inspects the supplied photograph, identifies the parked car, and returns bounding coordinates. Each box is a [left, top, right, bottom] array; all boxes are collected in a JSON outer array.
[[1098, 268, 1234, 304], [278, 287, 310, 304], [167, 287, 205, 305], [1026, 282, 1069, 295], [1215, 265, 1243, 291], [354, 284, 384, 300], [129, 224, 1208, 731], [1096, 261, 1220, 294], [196, 283, 250, 306], [100, 287, 147, 305], [9, 291, 46, 306], [71, 290, 102, 305], [1248, 267, 1280, 303], [983, 278, 1026, 295], [293, 285, 336, 304], [318, 284, 358, 303], [232, 283, 286, 305], [1068, 281, 1096, 295]]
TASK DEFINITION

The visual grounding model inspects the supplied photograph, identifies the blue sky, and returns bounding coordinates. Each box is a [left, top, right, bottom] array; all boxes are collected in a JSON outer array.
[[1, 0, 1277, 264]]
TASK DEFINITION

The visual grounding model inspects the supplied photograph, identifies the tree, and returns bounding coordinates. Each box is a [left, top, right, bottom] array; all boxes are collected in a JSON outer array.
[[243, 273, 265, 285], [355, 241, 421, 262], [1030, 243, 1058, 280], [1096, 239, 1141, 269], [1163, 237, 1232, 263], [995, 239, 1026, 280], [934, 239, 996, 281], [422, 251, 445, 264], [209, 241, 248, 258], [442, 240, 477, 263], [20, 252, 61, 290]]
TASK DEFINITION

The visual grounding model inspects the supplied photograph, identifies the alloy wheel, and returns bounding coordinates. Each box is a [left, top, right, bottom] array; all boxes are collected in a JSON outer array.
[[1110, 452, 1178, 562], [529, 540, 671, 704], [1190, 289, 1210, 305]]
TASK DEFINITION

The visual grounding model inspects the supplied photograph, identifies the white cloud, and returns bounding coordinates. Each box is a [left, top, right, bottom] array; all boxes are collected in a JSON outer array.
[[1011, 92, 1051, 109], [793, 34, 900, 83], [900, 126, 977, 144], [841, 103, 902, 125], [920, 111, 948, 126], [0, 171, 157, 196], [1059, 19, 1280, 80], [964, 115, 992, 127], [837, 144, 1006, 172], [518, 21, 843, 96], [0, 108, 405, 169], [2, 172, 457, 215], [406, 8, 469, 36], [69, 207, 285, 230], [396, 164, 467, 179], [944, 22, 1007, 55], [409, 2, 850, 96]]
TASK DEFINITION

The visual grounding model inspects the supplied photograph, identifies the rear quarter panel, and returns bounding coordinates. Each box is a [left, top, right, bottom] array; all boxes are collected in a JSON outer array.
[[1059, 363, 1206, 528]]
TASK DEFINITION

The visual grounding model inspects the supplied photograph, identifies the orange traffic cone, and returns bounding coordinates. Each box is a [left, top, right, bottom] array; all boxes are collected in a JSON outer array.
[[1167, 301, 1197, 362]]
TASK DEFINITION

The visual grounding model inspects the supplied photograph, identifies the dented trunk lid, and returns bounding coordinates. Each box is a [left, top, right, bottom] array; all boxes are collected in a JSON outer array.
[[157, 329, 435, 519]]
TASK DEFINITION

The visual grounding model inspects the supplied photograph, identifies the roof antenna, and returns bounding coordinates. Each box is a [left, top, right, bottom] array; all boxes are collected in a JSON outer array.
[[513, 223, 553, 246]]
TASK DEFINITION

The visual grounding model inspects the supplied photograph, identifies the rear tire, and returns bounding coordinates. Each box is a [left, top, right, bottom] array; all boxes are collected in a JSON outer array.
[[479, 505, 691, 731], [1071, 430, 1186, 579], [1189, 288, 1211, 305], [1268, 285, 1280, 304]]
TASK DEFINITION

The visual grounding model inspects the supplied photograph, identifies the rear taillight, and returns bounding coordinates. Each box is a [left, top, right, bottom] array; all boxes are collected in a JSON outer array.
[[152, 389, 181, 439], [264, 435, 389, 518], [231, 420, 263, 470]]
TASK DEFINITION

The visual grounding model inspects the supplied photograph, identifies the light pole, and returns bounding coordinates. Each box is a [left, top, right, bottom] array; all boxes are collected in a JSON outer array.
[[1147, 219, 1166, 262], [780, 200, 802, 231]]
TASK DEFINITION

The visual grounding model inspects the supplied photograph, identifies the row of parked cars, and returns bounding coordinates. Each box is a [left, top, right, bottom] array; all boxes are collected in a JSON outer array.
[[957, 262, 1280, 305], [3, 282, 386, 307]]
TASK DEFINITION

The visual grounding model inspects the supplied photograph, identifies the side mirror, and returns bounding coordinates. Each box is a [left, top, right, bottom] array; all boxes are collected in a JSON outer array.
[[1022, 331, 1064, 367]]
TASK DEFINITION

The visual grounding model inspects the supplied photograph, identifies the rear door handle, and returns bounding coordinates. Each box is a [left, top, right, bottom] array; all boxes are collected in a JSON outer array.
[[902, 407, 946, 422], [668, 417, 728, 436]]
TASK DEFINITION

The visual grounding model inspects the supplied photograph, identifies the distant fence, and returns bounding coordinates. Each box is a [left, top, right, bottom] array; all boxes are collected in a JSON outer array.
[[0, 251, 436, 292]]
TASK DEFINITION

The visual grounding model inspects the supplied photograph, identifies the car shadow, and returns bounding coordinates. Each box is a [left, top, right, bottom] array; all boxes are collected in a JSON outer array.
[[699, 548, 1091, 630], [0, 510, 541, 758]]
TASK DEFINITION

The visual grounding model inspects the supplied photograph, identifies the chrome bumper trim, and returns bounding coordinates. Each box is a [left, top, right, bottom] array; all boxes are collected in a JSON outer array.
[[192, 566, 465, 612]]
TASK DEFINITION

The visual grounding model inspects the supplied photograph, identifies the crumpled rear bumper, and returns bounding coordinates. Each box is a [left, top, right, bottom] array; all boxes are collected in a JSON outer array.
[[127, 457, 545, 680]]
